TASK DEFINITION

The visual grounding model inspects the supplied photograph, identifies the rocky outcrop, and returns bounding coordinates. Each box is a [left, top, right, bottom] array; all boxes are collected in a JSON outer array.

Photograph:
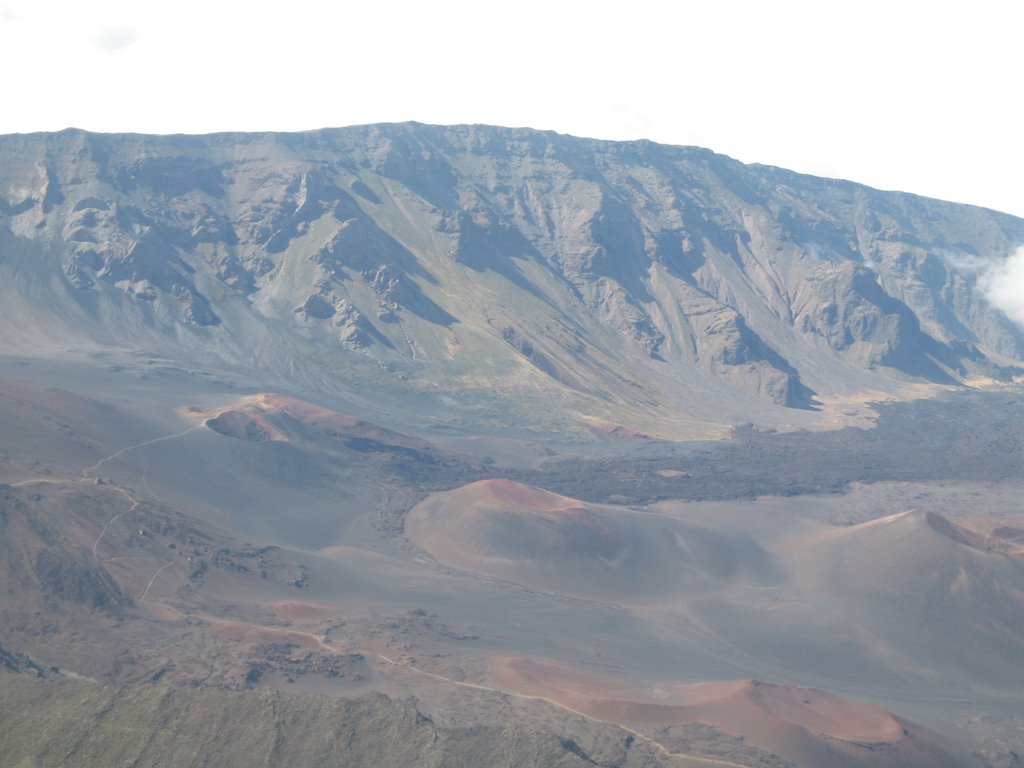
[[33, 549, 129, 617], [1, 124, 1023, 418]]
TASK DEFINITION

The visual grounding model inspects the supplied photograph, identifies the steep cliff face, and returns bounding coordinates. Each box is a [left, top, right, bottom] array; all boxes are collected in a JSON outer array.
[[2, 124, 1022, 431]]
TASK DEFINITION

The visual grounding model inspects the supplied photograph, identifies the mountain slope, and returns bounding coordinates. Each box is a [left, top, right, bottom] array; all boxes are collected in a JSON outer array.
[[406, 478, 781, 601], [3, 124, 1024, 767], [2, 124, 1023, 436], [795, 510, 1024, 689], [0, 674, 599, 768]]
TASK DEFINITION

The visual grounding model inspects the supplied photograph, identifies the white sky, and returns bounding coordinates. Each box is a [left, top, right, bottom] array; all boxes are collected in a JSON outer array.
[[1, 0, 1022, 218]]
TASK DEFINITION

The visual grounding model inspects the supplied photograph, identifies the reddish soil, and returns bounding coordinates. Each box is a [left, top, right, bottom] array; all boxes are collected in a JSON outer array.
[[489, 656, 904, 746], [205, 410, 284, 443], [471, 478, 586, 515], [748, 682, 903, 744], [258, 393, 428, 450], [259, 394, 359, 427]]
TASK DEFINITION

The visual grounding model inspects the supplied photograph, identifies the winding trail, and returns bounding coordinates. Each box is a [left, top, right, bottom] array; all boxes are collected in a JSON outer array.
[[75, 424, 200, 594], [9, 477, 66, 488], [185, 609, 745, 768], [8, 416, 750, 766], [81, 425, 199, 478], [138, 561, 175, 601], [91, 486, 139, 559], [358, 649, 748, 768]]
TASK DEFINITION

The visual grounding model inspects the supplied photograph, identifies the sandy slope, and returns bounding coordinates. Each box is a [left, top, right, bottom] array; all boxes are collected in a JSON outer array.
[[406, 478, 780, 602], [489, 656, 972, 768]]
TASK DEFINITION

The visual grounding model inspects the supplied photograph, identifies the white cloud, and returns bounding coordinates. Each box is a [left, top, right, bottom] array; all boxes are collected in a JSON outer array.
[[0, 3, 22, 22], [93, 24, 136, 53], [981, 248, 1024, 328]]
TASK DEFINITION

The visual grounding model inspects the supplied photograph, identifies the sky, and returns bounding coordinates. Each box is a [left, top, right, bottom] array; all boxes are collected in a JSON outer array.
[[1, 0, 1021, 218]]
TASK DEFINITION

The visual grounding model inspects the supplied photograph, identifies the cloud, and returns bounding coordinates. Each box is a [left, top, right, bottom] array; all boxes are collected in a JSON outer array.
[[93, 25, 137, 53], [981, 247, 1024, 327]]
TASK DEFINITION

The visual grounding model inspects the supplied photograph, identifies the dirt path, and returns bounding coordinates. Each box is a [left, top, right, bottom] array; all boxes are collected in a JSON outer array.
[[91, 486, 140, 559], [179, 610, 747, 768], [81, 425, 200, 478], [361, 649, 749, 768], [75, 424, 202, 593], [9, 477, 67, 487], [7, 416, 752, 766], [138, 561, 175, 601]]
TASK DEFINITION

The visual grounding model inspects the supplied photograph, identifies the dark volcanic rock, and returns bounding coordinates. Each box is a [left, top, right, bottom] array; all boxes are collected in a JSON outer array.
[[33, 550, 129, 617]]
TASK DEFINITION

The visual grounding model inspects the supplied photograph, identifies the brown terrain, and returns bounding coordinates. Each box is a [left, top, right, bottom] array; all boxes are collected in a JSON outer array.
[[3, 363, 1022, 766], [2, 124, 1024, 766], [488, 656, 952, 768]]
